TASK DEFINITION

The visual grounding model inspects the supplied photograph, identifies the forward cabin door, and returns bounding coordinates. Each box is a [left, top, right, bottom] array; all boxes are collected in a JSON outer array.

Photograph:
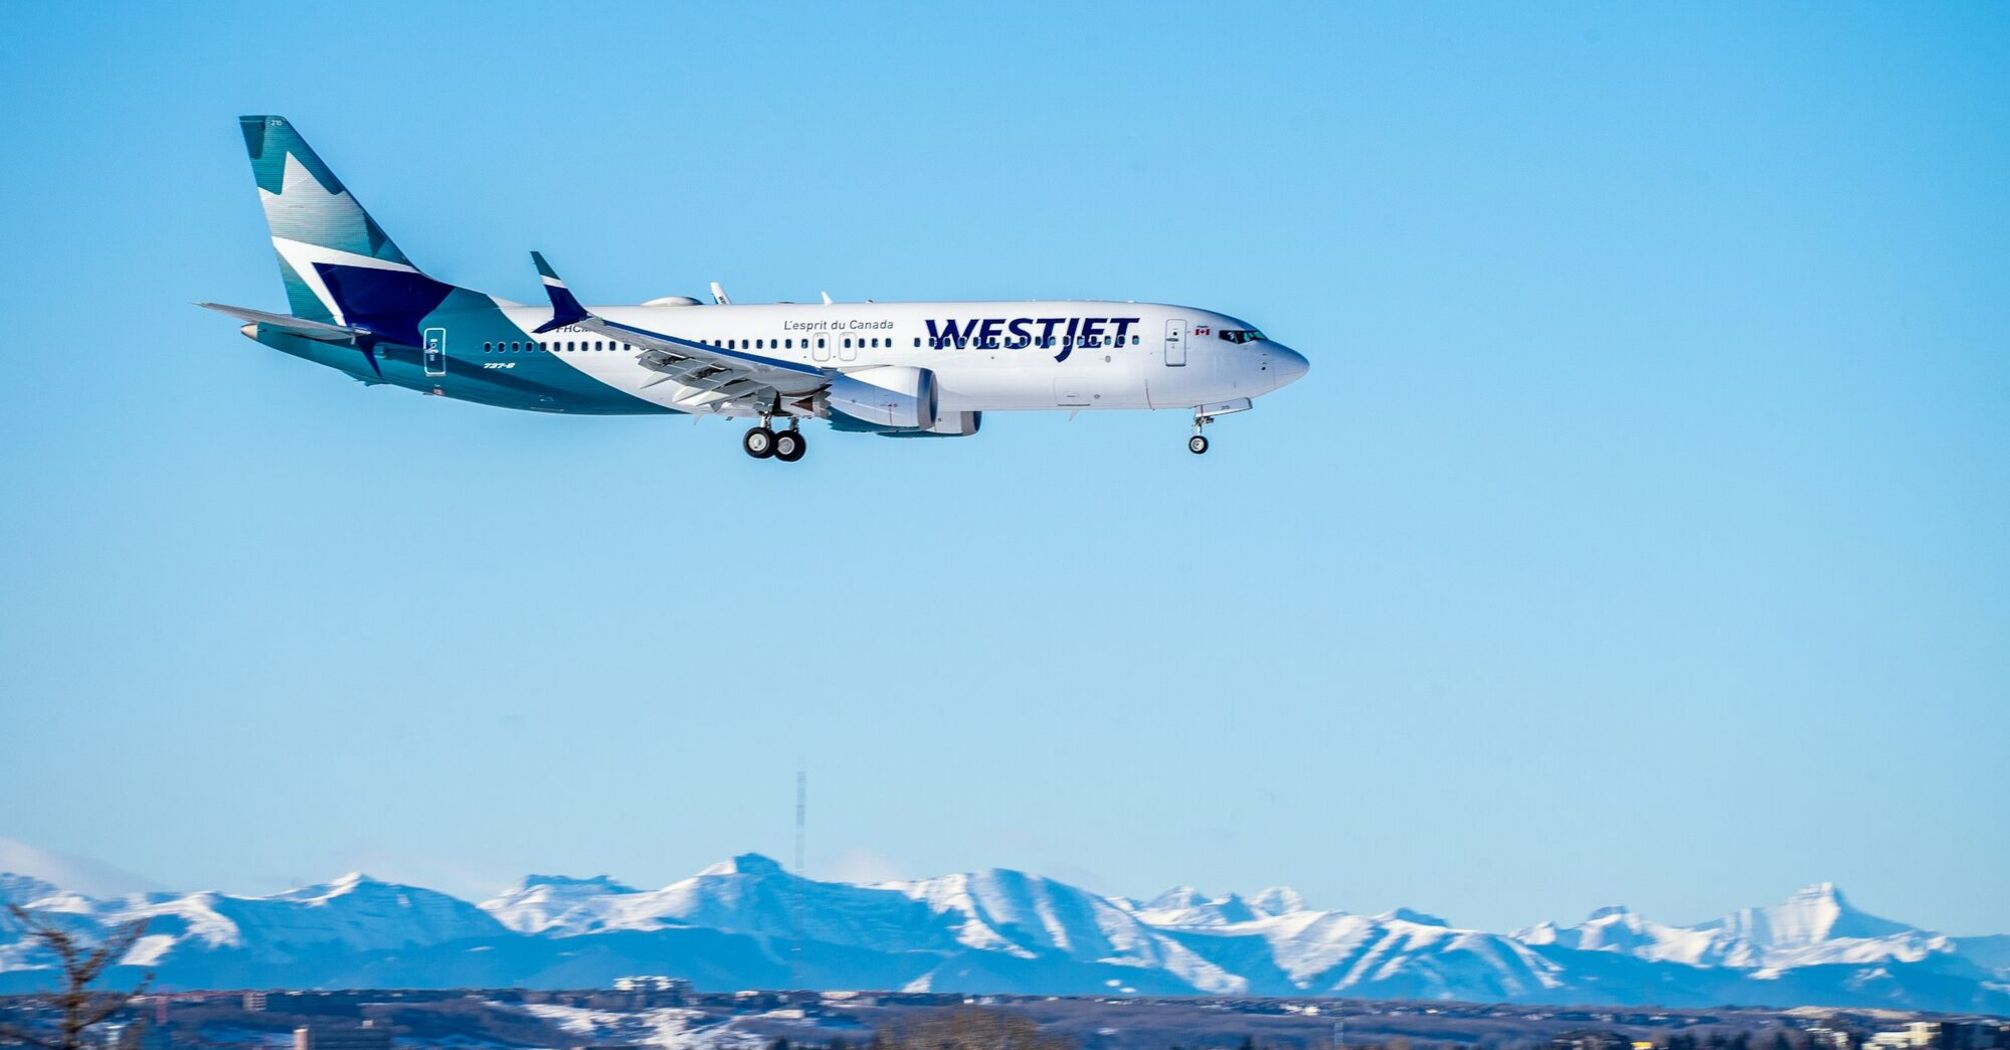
[[423, 327, 447, 377], [1163, 318, 1187, 367]]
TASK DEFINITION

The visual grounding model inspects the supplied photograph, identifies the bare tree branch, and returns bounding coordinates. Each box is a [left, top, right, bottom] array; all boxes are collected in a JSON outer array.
[[3, 902, 152, 1050]]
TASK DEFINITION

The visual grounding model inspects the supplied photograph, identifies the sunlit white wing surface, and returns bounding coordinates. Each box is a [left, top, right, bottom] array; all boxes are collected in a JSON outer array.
[[584, 314, 827, 415], [526, 252, 830, 416]]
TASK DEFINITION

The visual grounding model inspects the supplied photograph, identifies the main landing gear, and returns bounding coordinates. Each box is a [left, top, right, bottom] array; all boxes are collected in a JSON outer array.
[[744, 416, 807, 463]]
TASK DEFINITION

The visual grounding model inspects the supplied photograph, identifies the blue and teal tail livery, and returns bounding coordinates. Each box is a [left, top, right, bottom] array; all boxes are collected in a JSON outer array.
[[236, 115, 494, 351], [531, 251, 589, 333], [239, 115, 412, 323]]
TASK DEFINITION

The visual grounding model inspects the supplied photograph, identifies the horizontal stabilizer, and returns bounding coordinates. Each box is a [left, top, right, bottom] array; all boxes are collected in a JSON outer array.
[[196, 302, 367, 344], [531, 251, 589, 333]]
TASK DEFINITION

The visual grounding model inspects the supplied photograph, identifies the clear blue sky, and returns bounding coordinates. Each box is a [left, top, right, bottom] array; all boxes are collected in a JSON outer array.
[[1, 3, 2005, 936]]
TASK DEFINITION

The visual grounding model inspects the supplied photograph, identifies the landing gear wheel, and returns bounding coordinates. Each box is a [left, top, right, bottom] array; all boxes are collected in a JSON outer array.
[[743, 426, 776, 459], [1188, 434, 1210, 455], [774, 429, 806, 462]]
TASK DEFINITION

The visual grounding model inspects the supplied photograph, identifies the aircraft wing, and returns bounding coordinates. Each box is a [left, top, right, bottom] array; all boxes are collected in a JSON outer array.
[[589, 316, 826, 413], [530, 253, 826, 415]]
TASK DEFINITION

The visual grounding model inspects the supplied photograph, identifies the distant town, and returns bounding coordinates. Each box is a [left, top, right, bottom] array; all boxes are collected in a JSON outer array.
[[5, 982, 2007, 1050]]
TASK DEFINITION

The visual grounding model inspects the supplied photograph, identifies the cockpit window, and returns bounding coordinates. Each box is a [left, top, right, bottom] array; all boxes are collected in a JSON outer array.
[[1218, 328, 1266, 344]]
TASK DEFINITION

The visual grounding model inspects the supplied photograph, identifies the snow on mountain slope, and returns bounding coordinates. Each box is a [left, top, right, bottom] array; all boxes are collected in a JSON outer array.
[[2, 860, 2004, 1012], [1180, 906, 1564, 1000], [481, 875, 641, 934], [1128, 886, 1311, 928], [599, 854, 962, 954], [1515, 905, 1721, 965], [193, 873, 509, 951], [23, 874, 508, 961], [1249, 887, 1307, 917], [1129, 887, 1261, 927], [1695, 883, 1947, 968], [1513, 884, 1959, 971], [889, 869, 1246, 993]]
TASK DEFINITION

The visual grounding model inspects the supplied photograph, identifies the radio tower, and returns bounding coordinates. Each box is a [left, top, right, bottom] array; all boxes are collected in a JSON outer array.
[[790, 765, 806, 991]]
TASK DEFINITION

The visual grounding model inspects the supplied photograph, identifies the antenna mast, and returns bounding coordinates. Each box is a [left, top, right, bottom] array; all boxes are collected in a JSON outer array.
[[790, 765, 806, 990]]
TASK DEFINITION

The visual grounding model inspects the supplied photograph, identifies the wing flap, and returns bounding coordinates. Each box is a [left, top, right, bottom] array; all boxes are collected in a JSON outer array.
[[527, 255, 826, 416]]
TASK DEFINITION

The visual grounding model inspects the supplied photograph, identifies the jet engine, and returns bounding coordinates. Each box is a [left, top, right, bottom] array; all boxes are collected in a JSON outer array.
[[887, 411, 981, 438], [826, 366, 938, 431]]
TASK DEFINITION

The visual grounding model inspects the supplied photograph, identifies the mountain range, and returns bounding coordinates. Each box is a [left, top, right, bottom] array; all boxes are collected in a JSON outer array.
[[3, 858, 2006, 1014]]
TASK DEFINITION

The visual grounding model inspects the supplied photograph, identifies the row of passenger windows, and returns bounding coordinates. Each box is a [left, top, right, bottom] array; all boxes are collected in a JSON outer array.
[[485, 340, 633, 353], [482, 334, 1147, 353]]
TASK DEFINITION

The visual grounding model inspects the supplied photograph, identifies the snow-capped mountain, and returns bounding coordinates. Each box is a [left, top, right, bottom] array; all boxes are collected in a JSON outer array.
[[1514, 883, 1964, 971], [2, 859, 2004, 1015], [482, 874, 643, 935]]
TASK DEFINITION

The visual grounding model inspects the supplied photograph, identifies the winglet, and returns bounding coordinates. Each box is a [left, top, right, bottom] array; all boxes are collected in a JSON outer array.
[[531, 251, 590, 333]]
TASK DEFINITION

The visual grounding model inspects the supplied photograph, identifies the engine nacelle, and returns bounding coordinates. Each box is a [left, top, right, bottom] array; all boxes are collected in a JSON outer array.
[[884, 411, 981, 438], [826, 366, 938, 431]]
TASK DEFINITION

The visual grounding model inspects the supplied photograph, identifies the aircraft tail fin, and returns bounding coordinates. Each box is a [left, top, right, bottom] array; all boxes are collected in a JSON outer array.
[[235, 115, 466, 347]]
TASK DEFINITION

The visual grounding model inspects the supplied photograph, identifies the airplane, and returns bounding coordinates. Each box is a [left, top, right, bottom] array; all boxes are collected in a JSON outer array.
[[201, 116, 1310, 461]]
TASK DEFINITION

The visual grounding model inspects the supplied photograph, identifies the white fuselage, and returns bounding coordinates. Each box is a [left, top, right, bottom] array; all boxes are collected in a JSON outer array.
[[486, 299, 1307, 417]]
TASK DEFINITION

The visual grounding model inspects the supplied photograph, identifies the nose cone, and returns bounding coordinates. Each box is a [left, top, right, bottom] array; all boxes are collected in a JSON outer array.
[[1268, 342, 1310, 390]]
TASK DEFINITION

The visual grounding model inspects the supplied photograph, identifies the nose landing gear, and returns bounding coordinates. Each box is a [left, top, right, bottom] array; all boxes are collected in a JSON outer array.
[[1184, 400, 1253, 454], [1189, 409, 1213, 455]]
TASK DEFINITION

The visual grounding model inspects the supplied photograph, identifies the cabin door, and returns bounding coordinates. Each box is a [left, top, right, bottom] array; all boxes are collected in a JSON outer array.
[[1163, 319, 1187, 367]]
